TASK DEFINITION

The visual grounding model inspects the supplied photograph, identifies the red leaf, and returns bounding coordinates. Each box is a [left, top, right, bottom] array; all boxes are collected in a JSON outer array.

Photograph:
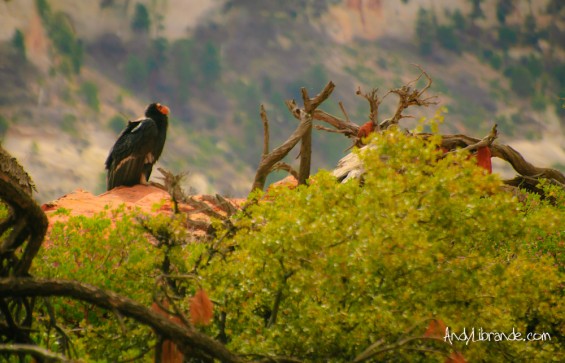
[[357, 121, 375, 142], [445, 351, 466, 363], [190, 289, 213, 326], [475, 146, 492, 173], [424, 318, 447, 338]]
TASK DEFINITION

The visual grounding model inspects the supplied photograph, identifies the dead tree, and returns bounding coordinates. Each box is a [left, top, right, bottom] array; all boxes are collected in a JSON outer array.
[[282, 67, 565, 195], [0, 147, 48, 357], [251, 82, 335, 192]]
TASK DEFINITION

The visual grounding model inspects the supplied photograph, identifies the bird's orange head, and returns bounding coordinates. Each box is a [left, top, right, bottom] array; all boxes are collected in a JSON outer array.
[[156, 103, 170, 116]]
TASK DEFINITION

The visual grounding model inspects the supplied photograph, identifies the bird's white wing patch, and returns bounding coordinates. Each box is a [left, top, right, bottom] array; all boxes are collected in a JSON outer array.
[[144, 152, 154, 164], [132, 122, 145, 133], [116, 155, 136, 170]]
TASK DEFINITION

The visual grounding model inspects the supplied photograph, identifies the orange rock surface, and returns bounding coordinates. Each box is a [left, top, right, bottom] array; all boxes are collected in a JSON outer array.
[[41, 185, 246, 237]]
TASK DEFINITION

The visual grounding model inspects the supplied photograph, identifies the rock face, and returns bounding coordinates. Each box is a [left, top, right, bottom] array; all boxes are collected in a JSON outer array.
[[42, 185, 172, 218], [41, 185, 245, 241]]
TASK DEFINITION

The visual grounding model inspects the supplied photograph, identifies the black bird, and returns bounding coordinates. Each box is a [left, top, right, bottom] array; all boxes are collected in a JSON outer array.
[[105, 102, 169, 190]]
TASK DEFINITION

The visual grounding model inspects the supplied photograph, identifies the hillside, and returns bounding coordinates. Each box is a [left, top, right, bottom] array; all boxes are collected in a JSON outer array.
[[0, 0, 564, 202]]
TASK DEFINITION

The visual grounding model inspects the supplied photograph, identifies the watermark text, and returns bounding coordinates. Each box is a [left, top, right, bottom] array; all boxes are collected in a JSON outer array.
[[444, 327, 551, 345]]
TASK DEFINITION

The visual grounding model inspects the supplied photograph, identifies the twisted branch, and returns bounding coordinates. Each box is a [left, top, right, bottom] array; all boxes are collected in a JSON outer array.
[[0, 278, 243, 363]]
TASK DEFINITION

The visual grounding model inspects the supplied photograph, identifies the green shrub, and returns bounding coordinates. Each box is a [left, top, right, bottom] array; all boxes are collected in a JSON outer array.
[[108, 114, 126, 134], [125, 54, 149, 90], [437, 25, 461, 53], [33, 207, 163, 361], [61, 114, 77, 136], [531, 93, 547, 111], [0, 115, 9, 138], [80, 81, 100, 112], [498, 25, 518, 50], [200, 41, 221, 85], [505, 65, 535, 97], [194, 126, 564, 361], [415, 7, 435, 55], [170, 39, 194, 103], [131, 3, 150, 32], [35, 0, 83, 74], [11, 29, 26, 60]]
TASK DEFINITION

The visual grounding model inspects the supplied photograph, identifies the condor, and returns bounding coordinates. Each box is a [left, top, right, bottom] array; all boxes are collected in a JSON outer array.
[[105, 103, 169, 190]]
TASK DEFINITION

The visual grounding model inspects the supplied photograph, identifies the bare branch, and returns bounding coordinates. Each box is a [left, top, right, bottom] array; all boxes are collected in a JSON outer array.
[[157, 167, 189, 214], [0, 344, 73, 362], [313, 125, 352, 135], [422, 131, 565, 187], [271, 162, 299, 180], [250, 114, 312, 192], [297, 116, 313, 185], [200, 194, 240, 217], [186, 196, 226, 221], [384, 65, 438, 128], [302, 81, 336, 113], [251, 82, 336, 191], [0, 176, 48, 277], [356, 87, 381, 130], [0, 278, 243, 363], [338, 101, 351, 123], [260, 104, 270, 158], [458, 124, 498, 153], [312, 110, 358, 138]]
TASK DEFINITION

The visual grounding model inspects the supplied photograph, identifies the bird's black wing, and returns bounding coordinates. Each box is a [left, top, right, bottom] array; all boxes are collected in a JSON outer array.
[[105, 118, 158, 190]]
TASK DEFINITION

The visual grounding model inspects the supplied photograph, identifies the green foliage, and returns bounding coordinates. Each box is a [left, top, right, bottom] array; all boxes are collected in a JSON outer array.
[[531, 92, 547, 111], [200, 41, 221, 86], [556, 91, 565, 117], [61, 114, 77, 136], [468, 0, 485, 20], [30, 141, 40, 155], [35, 0, 83, 74], [498, 25, 518, 50], [11, 29, 26, 60], [505, 65, 535, 97], [450, 9, 466, 30], [146, 37, 168, 73], [79, 81, 100, 112], [32, 207, 163, 361], [170, 39, 194, 103], [124, 54, 149, 90], [483, 49, 503, 70], [131, 3, 151, 32], [546, 0, 564, 13], [305, 63, 329, 91], [415, 7, 435, 55], [551, 64, 565, 89], [0, 115, 9, 138], [522, 55, 543, 78], [190, 125, 564, 361], [436, 25, 460, 53], [523, 14, 538, 46], [35, 0, 51, 22], [496, 0, 513, 24], [108, 114, 126, 134]]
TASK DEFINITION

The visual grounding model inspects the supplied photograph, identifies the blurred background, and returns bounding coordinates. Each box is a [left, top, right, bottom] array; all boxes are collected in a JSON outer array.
[[0, 0, 563, 202]]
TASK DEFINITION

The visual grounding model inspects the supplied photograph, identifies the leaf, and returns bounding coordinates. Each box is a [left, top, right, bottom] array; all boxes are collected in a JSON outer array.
[[445, 351, 466, 363], [476, 146, 492, 173], [190, 289, 213, 326], [357, 121, 375, 141], [424, 318, 447, 338]]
